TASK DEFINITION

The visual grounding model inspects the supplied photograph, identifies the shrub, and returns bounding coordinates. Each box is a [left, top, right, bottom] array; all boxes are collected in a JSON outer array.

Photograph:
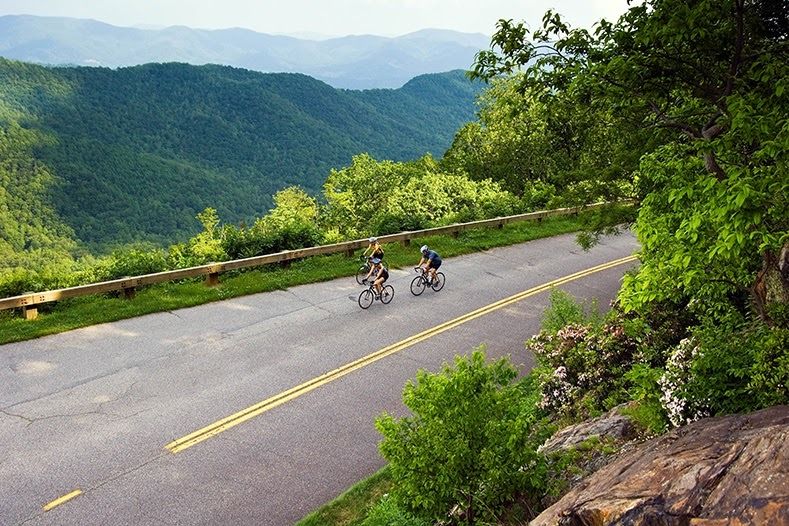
[[540, 288, 594, 333], [528, 291, 634, 419], [104, 243, 169, 280], [660, 316, 789, 426], [623, 364, 668, 434], [375, 348, 546, 524]]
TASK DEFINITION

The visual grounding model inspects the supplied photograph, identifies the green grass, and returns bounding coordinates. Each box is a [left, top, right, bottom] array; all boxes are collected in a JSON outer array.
[[0, 211, 611, 345], [296, 467, 394, 526]]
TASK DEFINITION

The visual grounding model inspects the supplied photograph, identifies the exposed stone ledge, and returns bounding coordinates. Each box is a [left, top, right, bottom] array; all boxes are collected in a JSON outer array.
[[531, 405, 789, 526]]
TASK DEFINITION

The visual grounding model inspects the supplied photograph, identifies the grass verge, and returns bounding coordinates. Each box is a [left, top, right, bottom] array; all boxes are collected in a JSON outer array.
[[0, 209, 625, 345], [296, 467, 394, 526]]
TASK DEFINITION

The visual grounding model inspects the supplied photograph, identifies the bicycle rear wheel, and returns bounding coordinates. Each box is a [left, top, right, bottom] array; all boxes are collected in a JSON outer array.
[[358, 289, 374, 309], [410, 276, 426, 296], [355, 264, 369, 285], [381, 284, 394, 304], [431, 272, 446, 291]]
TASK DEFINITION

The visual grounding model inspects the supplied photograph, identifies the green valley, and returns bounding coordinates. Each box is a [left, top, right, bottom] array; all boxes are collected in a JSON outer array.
[[0, 59, 481, 248]]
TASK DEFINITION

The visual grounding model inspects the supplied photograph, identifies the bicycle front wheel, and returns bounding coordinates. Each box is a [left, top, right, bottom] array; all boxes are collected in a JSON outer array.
[[431, 272, 446, 291], [410, 276, 426, 296], [381, 284, 394, 304], [358, 289, 374, 309], [355, 265, 369, 285]]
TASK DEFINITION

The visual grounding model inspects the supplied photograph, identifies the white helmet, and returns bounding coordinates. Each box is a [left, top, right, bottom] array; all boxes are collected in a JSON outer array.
[[420, 245, 429, 255], [369, 237, 377, 243]]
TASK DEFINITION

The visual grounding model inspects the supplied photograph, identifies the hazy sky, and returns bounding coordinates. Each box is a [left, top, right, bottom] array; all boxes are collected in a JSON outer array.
[[0, 0, 632, 37]]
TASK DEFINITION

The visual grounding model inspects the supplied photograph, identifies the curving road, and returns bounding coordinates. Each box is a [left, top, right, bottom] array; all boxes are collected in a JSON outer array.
[[0, 231, 639, 525]]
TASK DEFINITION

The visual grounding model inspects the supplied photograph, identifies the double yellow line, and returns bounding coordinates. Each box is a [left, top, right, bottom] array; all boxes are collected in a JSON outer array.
[[165, 255, 637, 454]]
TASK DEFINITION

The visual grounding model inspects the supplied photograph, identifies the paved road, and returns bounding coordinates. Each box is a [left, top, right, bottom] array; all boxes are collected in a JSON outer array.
[[0, 232, 639, 525]]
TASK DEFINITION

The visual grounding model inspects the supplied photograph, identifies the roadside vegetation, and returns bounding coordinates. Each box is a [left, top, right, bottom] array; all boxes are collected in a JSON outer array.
[[0, 210, 616, 345], [297, 0, 788, 524]]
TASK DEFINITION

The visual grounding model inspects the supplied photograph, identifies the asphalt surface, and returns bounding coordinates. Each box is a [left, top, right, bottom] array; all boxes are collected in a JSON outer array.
[[0, 231, 639, 525]]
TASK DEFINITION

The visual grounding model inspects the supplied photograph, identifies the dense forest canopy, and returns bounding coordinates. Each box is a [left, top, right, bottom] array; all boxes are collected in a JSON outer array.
[[471, 0, 788, 324], [0, 59, 481, 248]]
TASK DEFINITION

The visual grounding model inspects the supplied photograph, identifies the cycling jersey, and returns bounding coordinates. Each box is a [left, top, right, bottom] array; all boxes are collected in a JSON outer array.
[[426, 250, 442, 268]]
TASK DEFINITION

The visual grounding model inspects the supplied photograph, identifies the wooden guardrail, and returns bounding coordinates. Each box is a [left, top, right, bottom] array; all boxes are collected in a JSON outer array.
[[1, 202, 614, 319]]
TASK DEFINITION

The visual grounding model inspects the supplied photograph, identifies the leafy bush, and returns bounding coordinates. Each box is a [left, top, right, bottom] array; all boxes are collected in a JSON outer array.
[[222, 187, 323, 259], [0, 267, 43, 297], [103, 243, 169, 280], [622, 364, 668, 434], [540, 288, 595, 333], [660, 315, 789, 426], [375, 349, 546, 524], [187, 208, 228, 264], [528, 321, 639, 419], [0, 251, 107, 297]]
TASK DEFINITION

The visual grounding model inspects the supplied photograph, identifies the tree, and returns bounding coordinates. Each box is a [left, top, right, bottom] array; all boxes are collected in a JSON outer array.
[[442, 73, 645, 209], [322, 154, 414, 239], [252, 186, 322, 250], [472, 0, 789, 323], [189, 207, 227, 263]]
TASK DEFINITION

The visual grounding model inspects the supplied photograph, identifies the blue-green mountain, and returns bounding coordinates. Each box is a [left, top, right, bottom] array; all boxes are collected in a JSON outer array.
[[0, 15, 490, 89]]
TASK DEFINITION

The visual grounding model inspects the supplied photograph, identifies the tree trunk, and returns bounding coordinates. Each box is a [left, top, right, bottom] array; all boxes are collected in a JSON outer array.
[[752, 243, 789, 327]]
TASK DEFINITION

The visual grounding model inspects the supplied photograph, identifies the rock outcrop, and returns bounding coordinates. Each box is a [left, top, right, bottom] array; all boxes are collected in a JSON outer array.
[[538, 405, 636, 455], [531, 405, 789, 526]]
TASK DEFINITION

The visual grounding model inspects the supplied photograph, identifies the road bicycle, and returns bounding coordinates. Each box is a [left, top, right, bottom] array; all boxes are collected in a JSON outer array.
[[358, 280, 394, 309], [410, 267, 445, 296], [355, 254, 372, 284]]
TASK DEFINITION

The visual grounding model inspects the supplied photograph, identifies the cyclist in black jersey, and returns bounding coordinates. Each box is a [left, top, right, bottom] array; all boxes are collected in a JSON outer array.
[[362, 237, 384, 261], [365, 258, 389, 298]]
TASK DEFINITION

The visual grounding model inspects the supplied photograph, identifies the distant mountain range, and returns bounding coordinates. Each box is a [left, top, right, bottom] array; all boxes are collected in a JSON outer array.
[[0, 59, 482, 247], [0, 15, 490, 89]]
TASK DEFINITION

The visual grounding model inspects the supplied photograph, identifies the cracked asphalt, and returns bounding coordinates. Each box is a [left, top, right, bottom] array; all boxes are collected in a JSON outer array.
[[0, 232, 639, 525]]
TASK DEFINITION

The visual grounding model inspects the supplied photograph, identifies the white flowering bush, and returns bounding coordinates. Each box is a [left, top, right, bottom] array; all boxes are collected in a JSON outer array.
[[658, 337, 710, 427], [527, 321, 639, 418]]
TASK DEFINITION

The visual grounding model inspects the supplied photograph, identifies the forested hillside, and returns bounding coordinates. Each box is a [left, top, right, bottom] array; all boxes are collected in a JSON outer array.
[[0, 59, 481, 248]]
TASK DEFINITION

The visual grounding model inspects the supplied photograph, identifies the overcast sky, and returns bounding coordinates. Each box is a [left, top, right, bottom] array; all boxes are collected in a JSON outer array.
[[0, 0, 632, 37]]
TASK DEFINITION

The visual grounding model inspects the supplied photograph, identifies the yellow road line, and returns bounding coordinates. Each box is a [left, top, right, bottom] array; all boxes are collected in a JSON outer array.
[[43, 489, 82, 512], [166, 255, 638, 454]]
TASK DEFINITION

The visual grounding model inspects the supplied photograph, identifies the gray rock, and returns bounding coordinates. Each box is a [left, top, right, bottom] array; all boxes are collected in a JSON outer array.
[[538, 405, 636, 455]]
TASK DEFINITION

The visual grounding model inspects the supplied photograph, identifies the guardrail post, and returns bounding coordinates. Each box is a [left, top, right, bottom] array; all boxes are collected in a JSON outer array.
[[120, 277, 136, 299], [205, 272, 220, 287], [22, 306, 38, 320], [402, 239, 411, 247], [21, 292, 38, 320]]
